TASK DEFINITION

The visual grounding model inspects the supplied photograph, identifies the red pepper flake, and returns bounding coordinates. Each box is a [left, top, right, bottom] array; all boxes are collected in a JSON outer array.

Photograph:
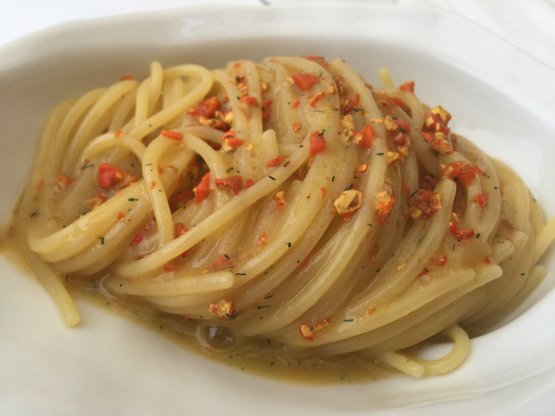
[[194, 172, 211, 203], [292, 122, 302, 132], [262, 98, 272, 121], [342, 93, 360, 114], [222, 131, 246, 151], [408, 189, 442, 220], [130, 232, 144, 246], [266, 155, 285, 168], [353, 125, 375, 149], [114, 130, 124, 138], [474, 192, 488, 208], [244, 178, 255, 188], [97, 163, 123, 189], [435, 255, 447, 266], [299, 318, 331, 341], [174, 223, 188, 237], [291, 72, 320, 91], [320, 187, 327, 199], [208, 299, 235, 318], [163, 262, 178, 272], [303, 55, 329, 67], [56, 174, 74, 191], [291, 99, 300, 109], [150, 180, 157, 190], [120, 74, 134, 81], [273, 191, 286, 210], [422, 132, 434, 143], [86, 192, 108, 210], [36, 179, 45, 191], [309, 130, 326, 156], [257, 232, 268, 246], [441, 162, 485, 186], [161, 130, 183, 141], [484, 256, 492, 264], [188, 97, 221, 118], [376, 190, 395, 224], [391, 97, 407, 108], [117, 211, 125, 221], [395, 118, 411, 132], [239, 95, 258, 105], [215, 175, 243, 195], [399, 81, 415, 93], [208, 255, 235, 271], [431, 138, 454, 154], [309, 91, 325, 107], [449, 221, 475, 241]]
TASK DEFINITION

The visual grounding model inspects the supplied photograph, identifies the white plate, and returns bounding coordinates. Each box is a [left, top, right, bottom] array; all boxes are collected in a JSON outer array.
[[1, 4, 555, 415]]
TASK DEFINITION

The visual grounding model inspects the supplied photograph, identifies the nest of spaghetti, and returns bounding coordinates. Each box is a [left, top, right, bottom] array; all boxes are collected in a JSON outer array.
[[16, 56, 554, 378]]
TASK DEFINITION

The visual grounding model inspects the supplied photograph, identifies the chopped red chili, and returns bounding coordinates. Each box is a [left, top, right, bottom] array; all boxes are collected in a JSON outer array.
[[194, 172, 211, 203], [161, 130, 183, 141], [449, 222, 475, 241], [475, 192, 488, 208], [188, 97, 221, 118], [303, 55, 329, 67], [354, 125, 375, 149], [97, 163, 122, 189], [208, 255, 235, 271], [309, 91, 325, 107], [376, 190, 395, 224], [215, 175, 243, 195], [399, 81, 415, 93], [174, 223, 188, 237], [342, 93, 360, 114], [309, 131, 326, 156], [441, 162, 485, 186], [239, 95, 258, 105], [408, 189, 442, 220], [56, 174, 74, 191], [266, 155, 285, 168], [222, 131, 246, 149], [291, 72, 320, 91], [394, 118, 411, 132]]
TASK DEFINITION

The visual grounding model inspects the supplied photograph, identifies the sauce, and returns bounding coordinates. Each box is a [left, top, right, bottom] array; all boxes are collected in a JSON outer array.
[[0, 233, 387, 385]]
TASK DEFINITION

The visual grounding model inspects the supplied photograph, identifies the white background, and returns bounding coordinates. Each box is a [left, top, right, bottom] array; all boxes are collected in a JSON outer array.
[[1, 0, 554, 69]]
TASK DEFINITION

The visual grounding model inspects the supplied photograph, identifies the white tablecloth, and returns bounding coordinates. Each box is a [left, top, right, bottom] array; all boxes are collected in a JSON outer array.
[[1, 0, 554, 69]]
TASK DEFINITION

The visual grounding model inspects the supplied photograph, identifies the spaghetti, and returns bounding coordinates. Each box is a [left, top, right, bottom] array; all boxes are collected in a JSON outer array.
[[11, 57, 555, 378]]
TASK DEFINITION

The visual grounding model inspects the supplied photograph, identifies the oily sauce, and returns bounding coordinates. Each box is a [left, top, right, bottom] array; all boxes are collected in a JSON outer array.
[[1, 233, 386, 385]]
